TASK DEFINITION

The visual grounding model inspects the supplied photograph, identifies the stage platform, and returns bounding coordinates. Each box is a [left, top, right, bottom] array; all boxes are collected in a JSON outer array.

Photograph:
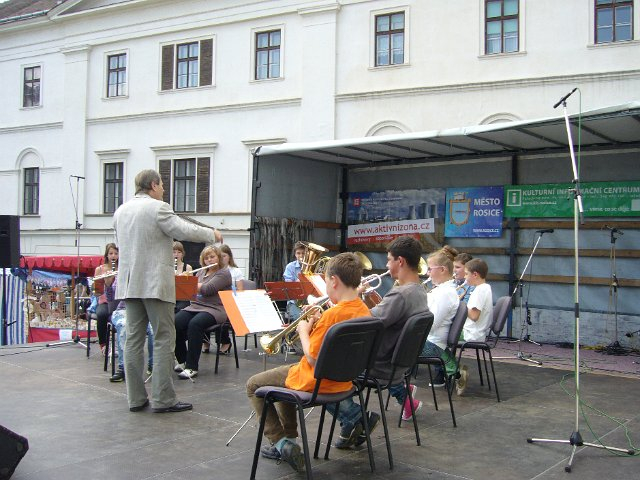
[[1, 338, 638, 480]]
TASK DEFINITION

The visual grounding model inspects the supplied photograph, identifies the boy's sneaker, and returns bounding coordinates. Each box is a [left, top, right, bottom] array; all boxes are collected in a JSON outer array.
[[178, 368, 197, 379], [174, 362, 185, 373], [146, 365, 153, 376], [280, 440, 305, 472], [429, 373, 446, 388], [260, 444, 281, 460], [456, 365, 469, 396], [335, 422, 363, 449], [109, 370, 125, 382], [354, 411, 381, 446], [402, 394, 423, 421]]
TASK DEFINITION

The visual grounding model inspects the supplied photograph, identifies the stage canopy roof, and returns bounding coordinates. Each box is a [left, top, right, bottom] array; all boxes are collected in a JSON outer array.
[[20, 255, 103, 275], [254, 101, 640, 166]]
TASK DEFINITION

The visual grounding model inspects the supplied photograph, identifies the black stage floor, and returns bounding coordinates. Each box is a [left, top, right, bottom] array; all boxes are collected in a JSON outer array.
[[1, 339, 639, 480]]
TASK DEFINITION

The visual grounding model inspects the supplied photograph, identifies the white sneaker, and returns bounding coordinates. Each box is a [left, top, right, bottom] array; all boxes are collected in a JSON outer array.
[[174, 362, 185, 373], [456, 365, 469, 396], [178, 368, 198, 379]]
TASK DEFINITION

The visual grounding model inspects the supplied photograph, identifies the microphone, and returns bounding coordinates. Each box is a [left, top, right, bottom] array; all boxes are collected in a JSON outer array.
[[536, 229, 554, 234], [70, 175, 85, 179], [553, 88, 577, 109]]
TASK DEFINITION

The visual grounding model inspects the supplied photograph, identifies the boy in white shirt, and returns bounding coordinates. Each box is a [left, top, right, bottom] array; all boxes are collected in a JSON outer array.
[[457, 258, 493, 396]]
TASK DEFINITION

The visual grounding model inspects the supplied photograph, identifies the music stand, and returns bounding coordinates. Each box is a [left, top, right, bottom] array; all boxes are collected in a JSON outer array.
[[220, 289, 289, 446], [264, 281, 316, 303]]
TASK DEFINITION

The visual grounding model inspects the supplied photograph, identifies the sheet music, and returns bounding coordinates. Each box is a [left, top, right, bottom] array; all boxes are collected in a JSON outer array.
[[233, 290, 283, 333]]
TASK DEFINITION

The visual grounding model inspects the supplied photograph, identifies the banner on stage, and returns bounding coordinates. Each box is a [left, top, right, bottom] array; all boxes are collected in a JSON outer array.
[[445, 186, 504, 238], [504, 181, 640, 218], [346, 188, 445, 246]]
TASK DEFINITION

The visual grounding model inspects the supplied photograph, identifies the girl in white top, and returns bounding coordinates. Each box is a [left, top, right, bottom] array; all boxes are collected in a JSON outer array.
[[220, 244, 245, 286], [420, 247, 460, 387], [425, 250, 460, 350]]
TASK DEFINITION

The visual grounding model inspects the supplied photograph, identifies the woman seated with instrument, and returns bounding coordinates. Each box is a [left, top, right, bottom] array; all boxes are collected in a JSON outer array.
[[202, 244, 245, 354], [174, 245, 232, 379], [93, 243, 119, 356], [173, 241, 193, 312]]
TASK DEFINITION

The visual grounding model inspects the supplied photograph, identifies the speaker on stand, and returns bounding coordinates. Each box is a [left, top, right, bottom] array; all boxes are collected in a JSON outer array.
[[0, 215, 20, 347]]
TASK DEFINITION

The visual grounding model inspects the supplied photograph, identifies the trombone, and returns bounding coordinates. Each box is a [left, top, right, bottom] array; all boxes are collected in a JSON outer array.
[[259, 295, 331, 354]]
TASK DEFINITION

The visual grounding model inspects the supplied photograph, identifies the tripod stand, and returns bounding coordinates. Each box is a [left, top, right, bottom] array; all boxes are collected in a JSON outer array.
[[527, 89, 633, 471], [47, 175, 88, 353], [602, 226, 626, 355]]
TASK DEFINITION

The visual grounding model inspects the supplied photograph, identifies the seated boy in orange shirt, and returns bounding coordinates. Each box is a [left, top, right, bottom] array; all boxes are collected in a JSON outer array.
[[246, 252, 370, 473]]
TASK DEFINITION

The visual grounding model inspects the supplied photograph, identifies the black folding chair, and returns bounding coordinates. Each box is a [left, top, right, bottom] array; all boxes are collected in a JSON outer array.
[[361, 311, 434, 466], [250, 317, 384, 480], [456, 296, 511, 402], [417, 301, 467, 427]]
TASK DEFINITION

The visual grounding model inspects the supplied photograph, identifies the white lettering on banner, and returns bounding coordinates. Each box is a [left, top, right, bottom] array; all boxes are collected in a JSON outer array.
[[474, 209, 501, 217], [473, 198, 501, 206], [348, 218, 435, 240]]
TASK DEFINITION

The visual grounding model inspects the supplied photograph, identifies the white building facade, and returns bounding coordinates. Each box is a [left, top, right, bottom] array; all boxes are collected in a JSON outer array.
[[1, 0, 639, 275]]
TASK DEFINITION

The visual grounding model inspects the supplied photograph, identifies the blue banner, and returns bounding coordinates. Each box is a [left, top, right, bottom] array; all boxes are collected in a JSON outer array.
[[445, 186, 504, 237]]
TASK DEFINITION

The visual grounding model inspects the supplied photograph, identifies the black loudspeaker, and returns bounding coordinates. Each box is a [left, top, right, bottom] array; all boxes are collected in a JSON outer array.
[[0, 425, 29, 479], [0, 216, 20, 268]]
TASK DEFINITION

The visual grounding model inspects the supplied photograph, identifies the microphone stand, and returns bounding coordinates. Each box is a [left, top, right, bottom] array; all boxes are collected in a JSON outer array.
[[506, 233, 544, 365], [47, 176, 88, 353], [527, 91, 633, 470], [602, 227, 625, 355]]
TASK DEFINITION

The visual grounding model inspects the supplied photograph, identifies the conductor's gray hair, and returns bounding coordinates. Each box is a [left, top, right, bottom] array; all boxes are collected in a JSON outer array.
[[135, 169, 161, 194]]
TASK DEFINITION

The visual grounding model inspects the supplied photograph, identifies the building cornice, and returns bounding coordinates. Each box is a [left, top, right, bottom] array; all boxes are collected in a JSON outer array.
[[336, 69, 640, 102], [0, 122, 63, 135], [86, 97, 301, 125]]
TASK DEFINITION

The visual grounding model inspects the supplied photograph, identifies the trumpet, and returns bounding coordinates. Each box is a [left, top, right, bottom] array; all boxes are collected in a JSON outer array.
[[360, 271, 391, 294], [259, 295, 331, 354], [188, 263, 218, 275]]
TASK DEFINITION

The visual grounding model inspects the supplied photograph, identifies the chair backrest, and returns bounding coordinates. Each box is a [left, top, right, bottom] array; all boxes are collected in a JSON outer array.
[[313, 317, 384, 384], [240, 279, 257, 290], [390, 311, 435, 373], [490, 296, 511, 337], [447, 301, 468, 348]]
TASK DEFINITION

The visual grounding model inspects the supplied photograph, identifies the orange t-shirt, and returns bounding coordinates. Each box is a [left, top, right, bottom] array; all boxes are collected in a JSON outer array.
[[285, 298, 371, 394]]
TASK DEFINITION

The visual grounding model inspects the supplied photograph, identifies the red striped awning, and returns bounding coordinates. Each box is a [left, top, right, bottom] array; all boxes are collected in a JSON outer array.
[[20, 255, 103, 275]]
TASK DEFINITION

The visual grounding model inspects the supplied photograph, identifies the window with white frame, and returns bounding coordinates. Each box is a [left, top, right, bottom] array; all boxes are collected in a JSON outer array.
[[375, 12, 405, 66], [485, 0, 519, 54], [173, 159, 196, 212], [595, 0, 634, 43], [255, 30, 281, 80], [103, 162, 123, 213], [23, 167, 39, 215], [106, 53, 127, 97], [161, 38, 213, 91], [23, 66, 41, 107]]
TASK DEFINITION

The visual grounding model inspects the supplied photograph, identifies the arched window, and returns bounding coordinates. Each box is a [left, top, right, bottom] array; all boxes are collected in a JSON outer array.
[[17, 148, 44, 215]]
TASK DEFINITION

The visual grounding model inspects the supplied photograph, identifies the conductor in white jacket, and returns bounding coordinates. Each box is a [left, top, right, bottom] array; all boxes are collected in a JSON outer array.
[[113, 169, 222, 413]]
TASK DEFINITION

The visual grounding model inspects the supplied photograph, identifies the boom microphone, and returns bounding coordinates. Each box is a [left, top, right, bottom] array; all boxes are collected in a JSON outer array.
[[536, 229, 554, 234], [553, 88, 577, 109]]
